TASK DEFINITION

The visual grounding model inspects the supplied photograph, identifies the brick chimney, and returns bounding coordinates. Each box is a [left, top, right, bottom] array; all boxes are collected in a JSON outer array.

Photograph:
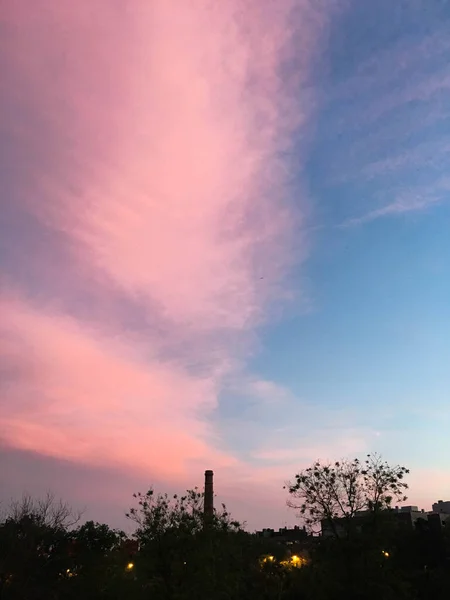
[[204, 470, 214, 519]]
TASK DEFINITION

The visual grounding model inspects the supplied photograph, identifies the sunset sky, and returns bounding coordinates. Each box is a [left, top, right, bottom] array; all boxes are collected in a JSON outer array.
[[1, 0, 449, 530]]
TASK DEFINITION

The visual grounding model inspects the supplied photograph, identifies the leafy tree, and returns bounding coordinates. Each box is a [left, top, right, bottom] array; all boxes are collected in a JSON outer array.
[[285, 453, 409, 538], [61, 521, 133, 600], [284, 455, 413, 599], [126, 487, 262, 600]]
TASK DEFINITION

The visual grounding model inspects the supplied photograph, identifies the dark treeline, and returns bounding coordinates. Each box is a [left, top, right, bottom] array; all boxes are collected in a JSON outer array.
[[0, 455, 449, 599]]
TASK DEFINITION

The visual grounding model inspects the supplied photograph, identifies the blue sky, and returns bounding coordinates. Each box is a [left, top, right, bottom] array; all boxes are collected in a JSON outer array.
[[215, 0, 450, 500]]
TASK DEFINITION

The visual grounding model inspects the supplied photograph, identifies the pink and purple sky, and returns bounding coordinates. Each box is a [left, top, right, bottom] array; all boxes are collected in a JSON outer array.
[[1, 1, 449, 530]]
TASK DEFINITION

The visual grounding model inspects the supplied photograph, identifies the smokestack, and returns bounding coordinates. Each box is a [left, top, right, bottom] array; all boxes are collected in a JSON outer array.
[[204, 470, 214, 519]]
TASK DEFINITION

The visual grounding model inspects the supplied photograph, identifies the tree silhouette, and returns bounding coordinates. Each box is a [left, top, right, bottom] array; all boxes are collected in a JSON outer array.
[[285, 453, 409, 537]]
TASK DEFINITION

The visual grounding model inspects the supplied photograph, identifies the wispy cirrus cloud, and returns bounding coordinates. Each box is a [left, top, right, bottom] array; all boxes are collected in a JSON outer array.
[[341, 177, 450, 227], [311, 15, 450, 227], [3, 1, 297, 330], [0, 0, 337, 525], [251, 428, 371, 465]]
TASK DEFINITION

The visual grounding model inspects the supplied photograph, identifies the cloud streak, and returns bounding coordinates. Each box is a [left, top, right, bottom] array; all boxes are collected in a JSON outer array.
[[310, 21, 450, 227], [340, 177, 450, 227]]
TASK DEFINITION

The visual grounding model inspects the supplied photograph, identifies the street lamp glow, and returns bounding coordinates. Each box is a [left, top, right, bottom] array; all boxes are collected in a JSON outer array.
[[261, 555, 275, 564], [126, 562, 134, 571]]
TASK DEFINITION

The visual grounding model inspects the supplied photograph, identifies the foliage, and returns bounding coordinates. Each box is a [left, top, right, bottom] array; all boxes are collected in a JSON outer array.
[[0, 459, 449, 600], [126, 486, 262, 599], [286, 453, 409, 536], [0, 509, 69, 598], [0, 496, 128, 600], [127, 486, 241, 536]]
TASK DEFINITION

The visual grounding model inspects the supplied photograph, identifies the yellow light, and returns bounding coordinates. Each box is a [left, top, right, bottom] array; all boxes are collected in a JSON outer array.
[[126, 562, 134, 571], [290, 555, 305, 568], [381, 551, 390, 558], [268, 556, 274, 561]]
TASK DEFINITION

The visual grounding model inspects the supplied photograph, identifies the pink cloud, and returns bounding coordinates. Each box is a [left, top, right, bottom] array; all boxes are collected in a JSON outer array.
[[0, 0, 337, 526], [1, 0, 325, 332], [0, 293, 241, 480]]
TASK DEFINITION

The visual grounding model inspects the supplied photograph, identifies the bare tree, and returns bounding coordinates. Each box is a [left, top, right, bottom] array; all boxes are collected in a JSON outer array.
[[5, 491, 83, 529]]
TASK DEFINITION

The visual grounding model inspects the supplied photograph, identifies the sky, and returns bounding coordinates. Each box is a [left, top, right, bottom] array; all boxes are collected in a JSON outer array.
[[1, 0, 449, 531]]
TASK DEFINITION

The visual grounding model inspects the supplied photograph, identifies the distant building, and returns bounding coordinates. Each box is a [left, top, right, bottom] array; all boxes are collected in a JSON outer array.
[[321, 505, 429, 538], [392, 505, 428, 528], [255, 526, 313, 563], [432, 500, 450, 515], [255, 525, 308, 545], [427, 500, 450, 532], [427, 512, 448, 532]]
